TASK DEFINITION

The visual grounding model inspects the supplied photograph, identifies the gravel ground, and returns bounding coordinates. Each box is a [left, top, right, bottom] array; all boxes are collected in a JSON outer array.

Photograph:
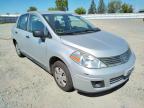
[[0, 19, 144, 108]]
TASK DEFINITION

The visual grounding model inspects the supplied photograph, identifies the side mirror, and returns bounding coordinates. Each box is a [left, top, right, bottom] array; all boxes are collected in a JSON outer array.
[[33, 30, 44, 38]]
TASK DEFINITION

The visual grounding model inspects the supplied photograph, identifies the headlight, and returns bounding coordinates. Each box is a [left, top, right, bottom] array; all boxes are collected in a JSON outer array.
[[70, 51, 106, 69]]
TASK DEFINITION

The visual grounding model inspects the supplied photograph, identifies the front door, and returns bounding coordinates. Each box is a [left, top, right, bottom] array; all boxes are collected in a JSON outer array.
[[27, 14, 47, 65]]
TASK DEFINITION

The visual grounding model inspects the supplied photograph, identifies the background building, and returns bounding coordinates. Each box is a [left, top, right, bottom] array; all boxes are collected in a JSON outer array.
[[0, 14, 19, 23]]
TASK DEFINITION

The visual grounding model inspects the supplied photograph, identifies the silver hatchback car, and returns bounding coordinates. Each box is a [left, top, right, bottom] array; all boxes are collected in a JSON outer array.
[[11, 11, 136, 93]]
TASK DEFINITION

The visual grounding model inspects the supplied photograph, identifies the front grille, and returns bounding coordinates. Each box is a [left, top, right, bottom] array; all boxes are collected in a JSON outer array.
[[99, 49, 131, 67]]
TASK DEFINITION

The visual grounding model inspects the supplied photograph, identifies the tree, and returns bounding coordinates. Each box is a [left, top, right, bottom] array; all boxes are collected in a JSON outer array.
[[128, 5, 133, 13], [108, 0, 122, 13], [27, 6, 37, 12], [120, 3, 133, 13], [75, 7, 86, 15], [88, 0, 97, 14], [48, 7, 58, 11], [97, 0, 106, 14], [55, 0, 68, 11]]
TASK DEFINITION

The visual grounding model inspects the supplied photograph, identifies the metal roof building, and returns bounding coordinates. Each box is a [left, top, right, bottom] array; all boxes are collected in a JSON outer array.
[[0, 14, 19, 23]]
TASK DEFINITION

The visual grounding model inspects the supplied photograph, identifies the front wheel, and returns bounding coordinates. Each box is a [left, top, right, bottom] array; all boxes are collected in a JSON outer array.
[[52, 61, 74, 92]]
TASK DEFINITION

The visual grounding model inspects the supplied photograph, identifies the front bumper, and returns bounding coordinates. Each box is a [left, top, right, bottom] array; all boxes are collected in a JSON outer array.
[[69, 52, 135, 93]]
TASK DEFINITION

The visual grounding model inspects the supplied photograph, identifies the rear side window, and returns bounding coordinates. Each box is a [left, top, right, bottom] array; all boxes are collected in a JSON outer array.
[[17, 14, 28, 30]]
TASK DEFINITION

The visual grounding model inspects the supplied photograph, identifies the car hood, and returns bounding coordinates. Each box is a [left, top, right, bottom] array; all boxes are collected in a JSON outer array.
[[61, 31, 129, 57]]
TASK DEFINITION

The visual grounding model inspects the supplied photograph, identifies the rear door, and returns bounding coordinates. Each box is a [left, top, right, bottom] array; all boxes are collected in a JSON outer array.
[[14, 14, 30, 53]]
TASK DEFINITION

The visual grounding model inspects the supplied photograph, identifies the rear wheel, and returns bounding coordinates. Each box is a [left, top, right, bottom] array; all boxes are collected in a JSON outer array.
[[15, 42, 25, 57], [52, 61, 74, 92]]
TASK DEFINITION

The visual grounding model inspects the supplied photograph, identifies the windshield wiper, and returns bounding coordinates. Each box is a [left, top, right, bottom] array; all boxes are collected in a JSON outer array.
[[58, 28, 101, 36], [82, 28, 101, 33], [58, 32, 76, 35]]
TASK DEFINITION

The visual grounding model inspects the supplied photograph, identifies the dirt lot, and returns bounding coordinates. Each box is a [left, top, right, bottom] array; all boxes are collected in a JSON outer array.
[[0, 19, 144, 108]]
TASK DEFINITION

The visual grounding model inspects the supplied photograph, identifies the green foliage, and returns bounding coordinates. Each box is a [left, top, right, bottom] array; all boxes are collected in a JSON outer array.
[[128, 5, 133, 13], [27, 6, 37, 12], [0, 22, 6, 24], [88, 0, 97, 14], [55, 0, 68, 11], [108, 0, 122, 13], [48, 7, 58, 11], [97, 0, 106, 14], [120, 3, 133, 13], [75, 7, 86, 15]]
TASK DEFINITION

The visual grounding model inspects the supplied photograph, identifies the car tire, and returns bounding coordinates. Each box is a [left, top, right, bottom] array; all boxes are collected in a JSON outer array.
[[52, 61, 74, 92], [15, 42, 25, 57]]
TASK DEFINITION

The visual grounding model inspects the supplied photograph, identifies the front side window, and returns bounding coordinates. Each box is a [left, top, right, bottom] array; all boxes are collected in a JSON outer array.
[[28, 14, 45, 32], [17, 14, 28, 30], [43, 14, 100, 36]]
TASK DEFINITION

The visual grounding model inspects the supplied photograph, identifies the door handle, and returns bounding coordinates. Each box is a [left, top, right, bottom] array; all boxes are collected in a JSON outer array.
[[26, 36, 30, 38]]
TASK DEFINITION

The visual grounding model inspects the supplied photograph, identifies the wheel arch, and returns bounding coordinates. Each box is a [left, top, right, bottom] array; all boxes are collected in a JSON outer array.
[[49, 56, 64, 68], [49, 56, 69, 73], [13, 39, 17, 46]]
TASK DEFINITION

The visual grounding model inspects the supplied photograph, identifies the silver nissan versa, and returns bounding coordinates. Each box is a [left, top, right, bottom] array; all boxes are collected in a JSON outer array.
[[11, 11, 136, 93]]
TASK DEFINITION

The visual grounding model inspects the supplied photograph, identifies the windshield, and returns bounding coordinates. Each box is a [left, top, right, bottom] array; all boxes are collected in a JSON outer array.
[[43, 14, 100, 36]]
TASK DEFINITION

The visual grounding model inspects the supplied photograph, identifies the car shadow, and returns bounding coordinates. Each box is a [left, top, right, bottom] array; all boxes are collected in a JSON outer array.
[[77, 80, 128, 97]]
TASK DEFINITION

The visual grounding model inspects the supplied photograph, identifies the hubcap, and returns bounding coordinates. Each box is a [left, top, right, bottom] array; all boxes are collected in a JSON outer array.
[[54, 67, 67, 87]]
